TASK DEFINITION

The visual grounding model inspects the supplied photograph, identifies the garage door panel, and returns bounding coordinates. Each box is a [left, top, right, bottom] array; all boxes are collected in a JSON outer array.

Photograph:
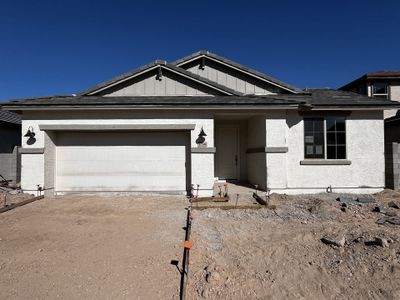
[[56, 132, 188, 192]]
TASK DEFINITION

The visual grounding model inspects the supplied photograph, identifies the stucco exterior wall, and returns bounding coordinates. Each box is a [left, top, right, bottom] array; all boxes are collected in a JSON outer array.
[[247, 116, 266, 189], [265, 111, 288, 191], [282, 110, 384, 194], [21, 153, 44, 192], [19, 109, 386, 196], [20, 110, 215, 195]]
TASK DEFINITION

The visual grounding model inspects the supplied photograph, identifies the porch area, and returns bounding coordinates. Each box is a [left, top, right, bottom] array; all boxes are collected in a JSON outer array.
[[213, 113, 267, 191]]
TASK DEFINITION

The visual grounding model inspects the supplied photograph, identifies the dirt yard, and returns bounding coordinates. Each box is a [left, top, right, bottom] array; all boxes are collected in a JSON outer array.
[[0, 194, 187, 300], [188, 190, 400, 300], [1, 189, 400, 300]]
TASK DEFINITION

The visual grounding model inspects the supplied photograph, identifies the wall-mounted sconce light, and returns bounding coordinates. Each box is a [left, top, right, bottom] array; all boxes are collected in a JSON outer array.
[[24, 126, 35, 138], [24, 126, 37, 145], [196, 127, 207, 145]]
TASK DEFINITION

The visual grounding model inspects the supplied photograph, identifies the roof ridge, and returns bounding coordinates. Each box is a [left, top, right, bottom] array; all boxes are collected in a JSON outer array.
[[171, 50, 304, 94]]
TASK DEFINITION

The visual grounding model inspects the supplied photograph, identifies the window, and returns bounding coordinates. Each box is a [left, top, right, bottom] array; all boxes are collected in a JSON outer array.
[[372, 82, 388, 98], [304, 117, 346, 159]]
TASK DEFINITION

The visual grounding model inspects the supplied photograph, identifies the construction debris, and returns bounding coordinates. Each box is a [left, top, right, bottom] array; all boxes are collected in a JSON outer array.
[[356, 194, 376, 204], [252, 192, 267, 205], [192, 196, 229, 203], [0, 195, 44, 213], [321, 235, 346, 247], [377, 216, 400, 225], [365, 237, 389, 248], [388, 201, 400, 209]]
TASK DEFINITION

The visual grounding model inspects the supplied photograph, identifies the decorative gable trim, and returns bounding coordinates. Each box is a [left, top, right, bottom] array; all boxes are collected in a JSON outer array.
[[173, 51, 303, 94], [79, 60, 242, 96]]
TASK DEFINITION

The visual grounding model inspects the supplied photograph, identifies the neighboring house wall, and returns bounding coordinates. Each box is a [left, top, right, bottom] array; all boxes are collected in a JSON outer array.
[[20, 110, 215, 195], [0, 146, 20, 182], [0, 121, 21, 182], [0, 122, 20, 153]]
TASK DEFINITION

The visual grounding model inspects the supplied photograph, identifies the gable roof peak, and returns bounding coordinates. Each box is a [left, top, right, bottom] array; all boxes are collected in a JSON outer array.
[[172, 50, 304, 94], [79, 58, 242, 96]]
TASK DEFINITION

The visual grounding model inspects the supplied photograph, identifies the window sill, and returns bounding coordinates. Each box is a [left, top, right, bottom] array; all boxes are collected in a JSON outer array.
[[300, 159, 351, 165]]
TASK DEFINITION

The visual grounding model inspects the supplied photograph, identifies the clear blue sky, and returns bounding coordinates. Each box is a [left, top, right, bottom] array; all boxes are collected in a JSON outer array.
[[0, 0, 399, 101]]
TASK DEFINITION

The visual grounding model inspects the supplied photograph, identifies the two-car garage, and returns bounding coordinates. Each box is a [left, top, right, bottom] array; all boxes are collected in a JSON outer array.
[[42, 125, 192, 194]]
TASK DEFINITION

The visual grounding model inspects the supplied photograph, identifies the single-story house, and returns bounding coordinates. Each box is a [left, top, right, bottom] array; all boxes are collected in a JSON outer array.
[[1, 51, 398, 196], [0, 110, 21, 183]]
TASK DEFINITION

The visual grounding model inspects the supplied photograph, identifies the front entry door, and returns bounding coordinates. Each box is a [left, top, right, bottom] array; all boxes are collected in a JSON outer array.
[[216, 126, 239, 180]]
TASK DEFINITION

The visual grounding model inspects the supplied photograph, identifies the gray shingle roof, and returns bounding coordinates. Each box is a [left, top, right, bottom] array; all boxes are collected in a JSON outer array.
[[172, 50, 305, 94], [2, 89, 398, 110], [0, 95, 302, 107], [0, 110, 21, 124], [79, 60, 243, 96], [340, 71, 400, 90]]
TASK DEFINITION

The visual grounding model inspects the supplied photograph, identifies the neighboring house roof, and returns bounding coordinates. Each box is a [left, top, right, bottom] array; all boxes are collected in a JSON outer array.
[[0, 110, 21, 124], [79, 60, 242, 96], [2, 89, 398, 110], [385, 113, 400, 125], [340, 71, 400, 90], [300, 89, 398, 108], [172, 50, 304, 94]]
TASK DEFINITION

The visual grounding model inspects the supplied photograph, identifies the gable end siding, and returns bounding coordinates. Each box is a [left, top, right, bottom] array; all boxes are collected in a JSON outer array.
[[180, 59, 285, 95], [96, 69, 224, 97]]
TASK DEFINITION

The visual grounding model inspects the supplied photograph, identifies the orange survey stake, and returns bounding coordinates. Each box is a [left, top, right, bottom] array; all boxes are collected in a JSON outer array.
[[184, 240, 193, 249]]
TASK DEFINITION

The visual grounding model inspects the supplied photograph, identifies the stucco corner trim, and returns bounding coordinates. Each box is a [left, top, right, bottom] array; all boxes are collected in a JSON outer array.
[[300, 159, 352, 165], [246, 147, 288, 154], [191, 147, 216, 153], [39, 124, 196, 131], [265, 147, 288, 153], [19, 148, 45, 154]]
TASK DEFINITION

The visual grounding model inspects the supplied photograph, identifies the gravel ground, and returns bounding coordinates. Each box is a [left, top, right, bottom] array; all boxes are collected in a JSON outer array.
[[0, 194, 188, 300], [2, 189, 400, 300], [188, 190, 400, 300]]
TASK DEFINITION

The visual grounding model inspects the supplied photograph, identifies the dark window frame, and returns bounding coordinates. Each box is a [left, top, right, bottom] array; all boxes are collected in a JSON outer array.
[[372, 82, 388, 99], [304, 117, 347, 160]]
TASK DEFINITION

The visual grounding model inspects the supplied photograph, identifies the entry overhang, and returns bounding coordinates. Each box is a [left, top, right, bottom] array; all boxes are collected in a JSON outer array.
[[39, 124, 196, 131]]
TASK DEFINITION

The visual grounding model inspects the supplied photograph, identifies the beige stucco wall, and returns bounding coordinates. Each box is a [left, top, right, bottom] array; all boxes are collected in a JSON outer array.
[[282, 110, 384, 194], [19, 109, 386, 195], [246, 115, 267, 189], [20, 110, 215, 195]]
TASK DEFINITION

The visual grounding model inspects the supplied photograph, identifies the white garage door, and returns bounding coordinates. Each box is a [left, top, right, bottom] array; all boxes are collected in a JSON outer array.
[[56, 131, 189, 192]]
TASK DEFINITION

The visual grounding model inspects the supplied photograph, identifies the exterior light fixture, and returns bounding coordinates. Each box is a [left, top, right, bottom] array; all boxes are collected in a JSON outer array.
[[196, 127, 207, 145], [24, 126, 35, 138]]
